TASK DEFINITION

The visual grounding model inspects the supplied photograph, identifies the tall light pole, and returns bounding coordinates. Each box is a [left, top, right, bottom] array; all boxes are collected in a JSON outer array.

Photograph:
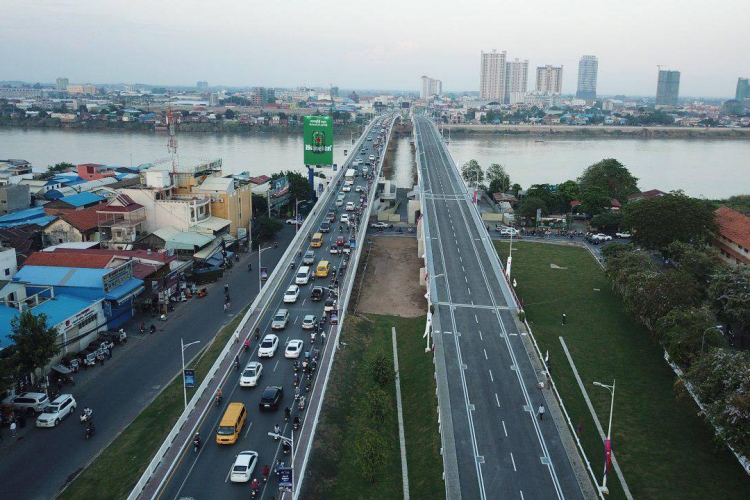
[[181, 338, 201, 409], [506, 227, 514, 279], [294, 198, 302, 233], [701, 325, 723, 352], [593, 380, 615, 495], [258, 245, 273, 291], [267, 430, 294, 491]]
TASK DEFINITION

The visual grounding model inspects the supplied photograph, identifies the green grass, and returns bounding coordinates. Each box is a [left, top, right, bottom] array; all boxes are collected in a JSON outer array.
[[496, 241, 750, 500], [59, 309, 248, 500], [301, 314, 442, 500]]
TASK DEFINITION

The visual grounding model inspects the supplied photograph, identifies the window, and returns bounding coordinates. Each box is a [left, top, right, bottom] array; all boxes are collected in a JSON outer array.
[[4, 268, 9, 276]]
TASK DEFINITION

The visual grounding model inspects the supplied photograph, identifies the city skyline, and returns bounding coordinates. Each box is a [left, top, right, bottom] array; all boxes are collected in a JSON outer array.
[[1, 0, 747, 97]]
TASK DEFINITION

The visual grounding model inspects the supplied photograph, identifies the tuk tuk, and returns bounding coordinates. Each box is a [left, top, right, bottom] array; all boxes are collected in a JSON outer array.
[[79, 348, 97, 367], [62, 354, 80, 373], [260, 267, 269, 281], [50, 364, 75, 385]]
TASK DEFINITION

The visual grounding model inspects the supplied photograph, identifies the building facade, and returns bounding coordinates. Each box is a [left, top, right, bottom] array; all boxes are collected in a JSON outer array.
[[536, 65, 563, 93], [656, 70, 680, 106], [56, 77, 69, 91], [480, 50, 507, 101], [0, 184, 31, 215], [505, 59, 529, 104], [420, 76, 442, 99], [713, 206, 750, 267], [66, 84, 96, 95], [576, 55, 598, 100], [736, 77, 750, 101]]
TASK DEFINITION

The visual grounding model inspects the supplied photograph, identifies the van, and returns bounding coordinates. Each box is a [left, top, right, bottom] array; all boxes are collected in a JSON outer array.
[[216, 402, 247, 444], [311, 233, 323, 248], [316, 260, 331, 278], [362, 166, 369, 176], [335, 197, 344, 207], [296, 266, 311, 285]]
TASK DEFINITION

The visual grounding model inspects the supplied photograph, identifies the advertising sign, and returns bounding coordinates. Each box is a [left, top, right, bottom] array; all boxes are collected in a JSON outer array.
[[304, 116, 333, 165], [278, 466, 293, 492], [183, 369, 195, 388], [269, 176, 290, 209]]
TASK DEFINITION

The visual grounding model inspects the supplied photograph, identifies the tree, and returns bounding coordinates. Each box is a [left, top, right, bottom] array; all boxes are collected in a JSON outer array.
[[708, 266, 750, 333], [252, 217, 283, 244], [656, 306, 720, 366], [525, 184, 562, 213], [511, 183, 523, 196], [516, 196, 547, 222], [662, 241, 719, 291], [9, 310, 60, 385], [621, 191, 718, 250], [622, 270, 702, 329], [252, 193, 268, 216], [603, 245, 655, 289], [224, 108, 235, 119], [555, 180, 581, 209], [355, 429, 387, 483], [47, 162, 75, 175], [589, 212, 624, 232], [579, 186, 612, 216], [486, 163, 510, 192], [578, 158, 639, 204], [365, 388, 391, 426], [270, 170, 315, 209], [460, 159, 484, 185], [370, 351, 392, 387]]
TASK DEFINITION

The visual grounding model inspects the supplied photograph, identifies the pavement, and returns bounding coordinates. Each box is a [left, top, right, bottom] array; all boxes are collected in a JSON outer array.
[[415, 115, 589, 500], [0, 225, 296, 500]]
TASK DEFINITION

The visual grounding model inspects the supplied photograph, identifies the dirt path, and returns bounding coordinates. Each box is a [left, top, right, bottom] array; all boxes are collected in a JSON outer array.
[[356, 236, 426, 317]]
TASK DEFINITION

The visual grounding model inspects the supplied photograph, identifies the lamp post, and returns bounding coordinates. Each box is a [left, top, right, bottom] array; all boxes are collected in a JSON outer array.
[[593, 380, 615, 495], [294, 198, 302, 233], [426, 274, 444, 352], [181, 338, 201, 409], [258, 245, 273, 291], [701, 325, 723, 352], [267, 430, 294, 491]]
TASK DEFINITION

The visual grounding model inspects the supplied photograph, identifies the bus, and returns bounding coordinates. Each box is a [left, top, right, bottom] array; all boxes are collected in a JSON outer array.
[[345, 169, 356, 183]]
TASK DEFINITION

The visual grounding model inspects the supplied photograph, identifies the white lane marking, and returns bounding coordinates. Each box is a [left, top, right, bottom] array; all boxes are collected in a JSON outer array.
[[502, 420, 508, 435], [489, 370, 494, 382], [478, 330, 482, 340], [495, 393, 501, 407], [484, 349, 488, 359], [465, 276, 469, 283], [462, 266, 465, 272], [475, 315, 479, 323], [243, 421, 254, 438], [273, 360, 279, 371], [460, 256, 463, 262], [510, 452, 517, 472], [455, 239, 459, 246], [520, 492, 525, 500]]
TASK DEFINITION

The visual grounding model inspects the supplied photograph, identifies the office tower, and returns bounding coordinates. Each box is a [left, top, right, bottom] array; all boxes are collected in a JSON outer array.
[[480, 50, 507, 101], [576, 55, 598, 100], [505, 59, 529, 104], [536, 65, 563, 93], [56, 77, 69, 91], [736, 78, 750, 100], [421, 76, 442, 99], [655, 70, 680, 106], [197, 81, 208, 90]]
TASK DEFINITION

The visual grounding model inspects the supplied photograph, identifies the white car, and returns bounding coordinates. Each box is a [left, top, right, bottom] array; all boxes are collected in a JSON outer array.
[[615, 232, 631, 238], [595, 233, 613, 242], [285, 218, 303, 225], [239, 361, 263, 387], [342, 183, 352, 192], [258, 334, 279, 357], [283, 285, 300, 303], [230, 450, 259, 483], [329, 245, 340, 255], [355, 186, 362, 193], [285, 339, 304, 359], [36, 394, 76, 428], [340, 214, 350, 224], [346, 202, 355, 211], [499, 227, 520, 236], [301, 314, 317, 330], [271, 309, 289, 330], [370, 222, 389, 229]]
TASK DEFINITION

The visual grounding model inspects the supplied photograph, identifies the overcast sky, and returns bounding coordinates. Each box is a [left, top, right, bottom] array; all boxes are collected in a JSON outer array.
[[3, 0, 748, 97]]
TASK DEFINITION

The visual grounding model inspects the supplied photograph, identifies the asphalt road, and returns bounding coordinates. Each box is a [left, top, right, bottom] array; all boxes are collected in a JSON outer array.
[[156, 119, 389, 500], [415, 115, 584, 500]]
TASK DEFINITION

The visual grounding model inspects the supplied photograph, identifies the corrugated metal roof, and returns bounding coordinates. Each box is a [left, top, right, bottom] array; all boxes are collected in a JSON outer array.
[[58, 192, 105, 207], [164, 231, 214, 251], [13, 265, 108, 288], [198, 176, 233, 192], [189, 216, 231, 234], [152, 226, 181, 241]]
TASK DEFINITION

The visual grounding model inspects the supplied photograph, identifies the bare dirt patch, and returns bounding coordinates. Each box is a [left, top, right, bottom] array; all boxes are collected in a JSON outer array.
[[355, 236, 426, 317]]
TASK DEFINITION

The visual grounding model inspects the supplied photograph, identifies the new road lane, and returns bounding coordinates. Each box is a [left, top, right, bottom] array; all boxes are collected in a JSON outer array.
[[156, 121, 387, 500], [415, 115, 583, 500]]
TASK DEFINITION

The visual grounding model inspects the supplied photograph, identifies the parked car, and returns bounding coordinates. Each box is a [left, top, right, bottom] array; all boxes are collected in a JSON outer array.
[[271, 309, 289, 330], [239, 361, 263, 387], [285, 218, 303, 225], [258, 334, 280, 357], [230, 450, 259, 483], [615, 232, 631, 238], [285, 339, 304, 359], [371, 222, 389, 229], [283, 285, 300, 303], [2, 392, 50, 415], [36, 394, 76, 427], [595, 233, 613, 242], [259, 386, 283, 411]]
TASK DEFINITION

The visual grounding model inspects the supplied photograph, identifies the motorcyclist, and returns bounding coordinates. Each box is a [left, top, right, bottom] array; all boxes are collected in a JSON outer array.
[[284, 406, 292, 421], [262, 464, 270, 481], [149, 324, 156, 334], [244, 338, 250, 351], [274, 240, 278, 248], [255, 327, 260, 341], [215, 389, 223, 405], [193, 432, 201, 451], [247, 262, 252, 271], [251, 477, 260, 491], [273, 423, 280, 437], [234, 356, 240, 371], [293, 415, 301, 429]]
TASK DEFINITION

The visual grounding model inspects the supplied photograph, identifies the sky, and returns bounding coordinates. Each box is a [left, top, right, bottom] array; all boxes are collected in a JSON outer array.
[[2, 0, 748, 97]]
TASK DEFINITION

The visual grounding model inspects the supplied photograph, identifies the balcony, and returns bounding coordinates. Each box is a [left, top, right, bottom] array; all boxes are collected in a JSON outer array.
[[98, 213, 147, 228]]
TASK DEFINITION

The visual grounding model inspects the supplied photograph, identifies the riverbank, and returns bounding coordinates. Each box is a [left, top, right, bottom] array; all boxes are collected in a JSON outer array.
[[446, 123, 750, 139]]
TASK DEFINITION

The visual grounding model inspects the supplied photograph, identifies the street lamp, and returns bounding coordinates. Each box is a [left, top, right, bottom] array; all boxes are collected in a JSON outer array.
[[593, 380, 616, 495], [258, 245, 273, 291], [701, 325, 723, 352], [267, 430, 295, 491], [181, 338, 201, 409], [294, 198, 303, 233]]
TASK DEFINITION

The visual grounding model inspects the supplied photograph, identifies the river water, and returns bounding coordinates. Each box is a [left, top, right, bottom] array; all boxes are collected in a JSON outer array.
[[1, 128, 747, 199]]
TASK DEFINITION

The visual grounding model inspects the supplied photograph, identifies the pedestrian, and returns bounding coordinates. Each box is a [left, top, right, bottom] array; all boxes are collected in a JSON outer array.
[[537, 404, 545, 421], [562, 313, 566, 326], [10, 420, 17, 437], [576, 420, 582, 436]]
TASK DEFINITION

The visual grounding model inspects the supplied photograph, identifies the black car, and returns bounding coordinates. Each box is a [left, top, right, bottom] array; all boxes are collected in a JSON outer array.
[[310, 286, 324, 301], [259, 386, 283, 411], [320, 221, 330, 233]]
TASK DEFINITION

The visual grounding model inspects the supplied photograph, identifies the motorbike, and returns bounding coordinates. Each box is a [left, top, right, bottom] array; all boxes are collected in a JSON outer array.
[[85, 424, 96, 440], [215, 394, 223, 407], [149, 324, 156, 334], [247, 263, 253, 272], [193, 437, 201, 453], [80, 409, 93, 424], [298, 396, 307, 411], [139, 323, 146, 334], [282, 441, 291, 455], [290, 261, 296, 269], [293, 417, 300, 430]]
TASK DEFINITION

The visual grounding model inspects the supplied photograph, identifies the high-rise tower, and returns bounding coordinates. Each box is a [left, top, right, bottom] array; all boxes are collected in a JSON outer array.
[[656, 69, 680, 106], [505, 59, 529, 104], [536, 65, 563, 93], [480, 50, 507, 101], [576, 55, 598, 100]]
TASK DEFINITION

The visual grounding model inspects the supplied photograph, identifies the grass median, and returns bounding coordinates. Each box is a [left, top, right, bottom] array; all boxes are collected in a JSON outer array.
[[301, 314, 442, 500], [496, 241, 750, 500], [58, 309, 248, 500]]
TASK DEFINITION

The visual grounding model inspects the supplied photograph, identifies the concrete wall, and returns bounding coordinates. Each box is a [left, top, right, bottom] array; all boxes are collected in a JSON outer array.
[[0, 247, 18, 278], [0, 184, 31, 215]]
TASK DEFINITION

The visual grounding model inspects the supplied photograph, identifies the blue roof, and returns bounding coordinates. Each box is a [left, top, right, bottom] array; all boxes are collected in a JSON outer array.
[[104, 278, 144, 300], [0, 293, 100, 350], [58, 192, 105, 207], [52, 174, 86, 186], [0, 207, 57, 228], [14, 266, 108, 289]]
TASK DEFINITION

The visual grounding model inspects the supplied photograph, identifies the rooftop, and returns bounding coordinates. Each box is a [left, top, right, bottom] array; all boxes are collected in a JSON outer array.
[[23, 252, 114, 269], [58, 192, 106, 208], [59, 204, 101, 232], [715, 206, 750, 250]]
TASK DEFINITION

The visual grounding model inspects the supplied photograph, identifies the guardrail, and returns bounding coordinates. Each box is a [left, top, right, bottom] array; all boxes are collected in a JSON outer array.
[[129, 117, 384, 500]]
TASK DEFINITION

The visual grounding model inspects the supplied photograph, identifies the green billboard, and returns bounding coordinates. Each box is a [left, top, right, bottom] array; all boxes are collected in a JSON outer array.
[[304, 116, 334, 166]]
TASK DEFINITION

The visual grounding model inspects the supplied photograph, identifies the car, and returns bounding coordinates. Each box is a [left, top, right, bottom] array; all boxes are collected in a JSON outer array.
[[340, 214, 349, 224], [360, 150, 366, 155], [2, 392, 50, 415], [285, 339, 304, 359], [324, 298, 337, 313], [310, 286, 324, 301], [325, 211, 336, 222], [258, 334, 279, 357], [334, 197, 344, 207], [498, 226, 520, 236], [346, 202, 355, 211], [319, 221, 331, 233], [271, 309, 289, 330], [329, 245, 340, 255], [239, 361, 263, 387], [355, 185, 362, 193], [259, 386, 283, 411], [595, 233, 613, 242], [615, 232, 631, 238], [230, 450, 259, 483], [369, 155, 375, 161], [342, 183, 352, 192], [371, 222, 389, 229], [336, 236, 345, 246], [283, 285, 300, 303], [302, 250, 316, 265], [301, 314, 317, 329], [285, 218, 303, 225], [36, 394, 76, 427]]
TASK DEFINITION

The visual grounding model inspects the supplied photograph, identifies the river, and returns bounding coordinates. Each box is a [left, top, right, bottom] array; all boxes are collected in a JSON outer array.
[[1, 128, 747, 199]]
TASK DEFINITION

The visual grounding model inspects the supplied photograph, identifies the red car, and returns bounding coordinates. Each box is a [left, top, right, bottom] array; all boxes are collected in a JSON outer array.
[[336, 236, 345, 246]]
